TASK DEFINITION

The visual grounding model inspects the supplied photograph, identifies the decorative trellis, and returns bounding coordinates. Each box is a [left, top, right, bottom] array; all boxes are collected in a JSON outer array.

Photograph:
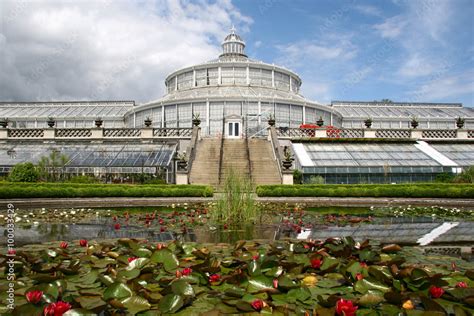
[[468, 130, 474, 139], [104, 129, 141, 137], [8, 129, 44, 138], [153, 128, 193, 137], [422, 130, 457, 139], [56, 129, 92, 138], [375, 129, 411, 138]]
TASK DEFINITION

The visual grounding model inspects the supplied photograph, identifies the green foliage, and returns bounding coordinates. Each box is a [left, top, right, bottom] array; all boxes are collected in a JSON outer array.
[[293, 169, 302, 184], [8, 162, 40, 182], [307, 175, 325, 184], [67, 175, 101, 184], [256, 183, 474, 198], [435, 172, 455, 183], [37, 151, 69, 181], [211, 169, 259, 225], [0, 182, 213, 198], [454, 166, 474, 183]]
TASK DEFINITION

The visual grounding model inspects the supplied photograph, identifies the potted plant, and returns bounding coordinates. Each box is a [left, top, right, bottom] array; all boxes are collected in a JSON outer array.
[[364, 117, 372, 128], [282, 146, 294, 170], [0, 118, 8, 128], [456, 117, 465, 129], [410, 117, 419, 129], [176, 151, 187, 171], [94, 117, 103, 128], [144, 117, 152, 127], [267, 114, 275, 126], [316, 116, 324, 127], [192, 113, 201, 126], [47, 117, 55, 128]]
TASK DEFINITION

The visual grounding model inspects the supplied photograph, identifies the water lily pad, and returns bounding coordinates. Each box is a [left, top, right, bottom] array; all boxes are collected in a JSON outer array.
[[75, 295, 107, 310], [359, 291, 385, 306], [103, 282, 133, 301], [247, 275, 274, 293], [355, 278, 391, 294], [122, 295, 151, 315], [150, 249, 179, 272], [171, 279, 195, 297], [158, 294, 184, 313], [63, 309, 96, 316]]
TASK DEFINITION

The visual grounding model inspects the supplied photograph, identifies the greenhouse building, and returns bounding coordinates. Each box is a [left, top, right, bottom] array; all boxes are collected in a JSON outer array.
[[0, 28, 473, 185]]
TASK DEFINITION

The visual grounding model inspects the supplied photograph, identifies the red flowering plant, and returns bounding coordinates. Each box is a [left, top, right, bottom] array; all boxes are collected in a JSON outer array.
[[43, 301, 72, 316], [336, 298, 358, 316], [429, 286, 445, 298], [25, 290, 43, 304], [251, 299, 264, 312]]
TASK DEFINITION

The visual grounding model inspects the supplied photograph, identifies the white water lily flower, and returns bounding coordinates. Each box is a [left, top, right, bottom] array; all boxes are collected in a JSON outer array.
[[70, 210, 76, 215], [42, 208, 46, 211], [15, 217, 21, 222], [33, 221, 39, 226]]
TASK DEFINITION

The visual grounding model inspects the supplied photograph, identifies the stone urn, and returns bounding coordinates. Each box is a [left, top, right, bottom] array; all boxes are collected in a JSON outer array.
[[364, 118, 372, 128], [47, 117, 55, 128], [144, 117, 152, 127], [316, 116, 324, 127], [95, 118, 103, 128], [456, 117, 465, 129]]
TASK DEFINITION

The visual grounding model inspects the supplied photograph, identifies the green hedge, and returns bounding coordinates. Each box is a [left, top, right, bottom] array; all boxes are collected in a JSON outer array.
[[0, 182, 213, 198], [256, 183, 474, 198]]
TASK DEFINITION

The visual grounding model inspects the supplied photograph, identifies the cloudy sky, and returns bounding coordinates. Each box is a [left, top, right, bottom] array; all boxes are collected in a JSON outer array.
[[1, 0, 473, 106]]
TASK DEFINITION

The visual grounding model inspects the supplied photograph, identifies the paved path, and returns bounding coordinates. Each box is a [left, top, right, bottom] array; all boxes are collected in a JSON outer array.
[[0, 196, 473, 208]]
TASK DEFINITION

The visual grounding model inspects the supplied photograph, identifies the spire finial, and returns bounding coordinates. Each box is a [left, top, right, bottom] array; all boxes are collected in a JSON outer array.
[[230, 24, 236, 34]]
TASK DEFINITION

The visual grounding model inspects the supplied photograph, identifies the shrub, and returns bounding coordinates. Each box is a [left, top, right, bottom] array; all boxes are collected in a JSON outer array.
[[67, 175, 101, 184], [0, 183, 213, 198], [256, 183, 474, 198], [307, 175, 325, 184], [454, 166, 474, 183], [8, 162, 40, 182]]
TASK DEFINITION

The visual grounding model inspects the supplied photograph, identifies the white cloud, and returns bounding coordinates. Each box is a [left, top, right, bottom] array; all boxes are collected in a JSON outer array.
[[398, 54, 438, 77], [0, 0, 252, 102], [408, 70, 474, 102], [373, 15, 407, 38], [353, 4, 383, 17], [254, 40, 262, 48]]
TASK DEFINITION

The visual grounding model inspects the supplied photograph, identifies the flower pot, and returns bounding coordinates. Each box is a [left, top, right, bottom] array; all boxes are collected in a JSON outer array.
[[177, 160, 187, 171], [364, 120, 372, 128], [47, 120, 55, 128], [95, 119, 103, 128], [456, 119, 464, 129], [144, 118, 152, 127], [411, 120, 419, 129], [192, 119, 201, 126], [316, 117, 324, 127], [282, 160, 292, 170], [268, 119, 275, 126]]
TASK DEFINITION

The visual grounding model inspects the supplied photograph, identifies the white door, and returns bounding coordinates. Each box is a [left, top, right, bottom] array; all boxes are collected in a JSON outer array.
[[227, 121, 240, 138]]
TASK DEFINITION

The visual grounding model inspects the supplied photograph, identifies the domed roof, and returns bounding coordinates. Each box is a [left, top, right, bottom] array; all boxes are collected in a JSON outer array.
[[224, 30, 243, 42], [220, 26, 246, 58]]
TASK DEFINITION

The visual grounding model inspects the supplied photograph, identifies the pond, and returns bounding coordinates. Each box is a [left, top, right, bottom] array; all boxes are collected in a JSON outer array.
[[1, 204, 474, 315], [2, 205, 473, 248]]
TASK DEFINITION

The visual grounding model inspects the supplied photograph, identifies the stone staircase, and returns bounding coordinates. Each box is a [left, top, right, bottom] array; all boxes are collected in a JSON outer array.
[[189, 138, 220, 186], [248, 138, 281, 185], [219, 139, 250, 184], [189, 137, 282, 188]]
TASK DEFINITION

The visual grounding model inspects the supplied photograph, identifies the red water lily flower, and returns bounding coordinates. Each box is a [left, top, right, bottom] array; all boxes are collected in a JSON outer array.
[[336, 298, 358, 316], [360, 262, 368, 268], [310, 258, 322, 269], [209, 274, 221, 283], [114, 223, 121, 230], [7, 249, 16, 255], [59, 242, 68, 249], [182, 268, 192, 276], [252, 255, 260, 261], [25, 290, 43, 304], [160, 226, 166, 233], [429, 286, 445, 298], [456, 282, 468, 288], [79, 239, 88, 247], [273, 279, 278, 288], [251, 299, 264, 311], [43, 301, 72, 316], [356, 273, 364, 281], [128, 257, 138, 263]]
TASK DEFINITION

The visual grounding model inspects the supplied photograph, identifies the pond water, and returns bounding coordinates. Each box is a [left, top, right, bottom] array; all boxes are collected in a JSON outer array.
[[2, 205, 473, 248]]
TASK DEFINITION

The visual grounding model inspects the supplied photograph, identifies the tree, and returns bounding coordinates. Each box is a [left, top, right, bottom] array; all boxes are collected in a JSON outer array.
[[37, 151, 69, 181], [8, 162, 40, 182]]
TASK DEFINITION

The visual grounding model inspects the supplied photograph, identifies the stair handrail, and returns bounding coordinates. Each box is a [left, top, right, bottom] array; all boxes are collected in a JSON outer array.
[[218, 120, 225, 185], [186, 125, 200, 174], [268, 125, 283, 182], [244, 131, 253, 184]]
